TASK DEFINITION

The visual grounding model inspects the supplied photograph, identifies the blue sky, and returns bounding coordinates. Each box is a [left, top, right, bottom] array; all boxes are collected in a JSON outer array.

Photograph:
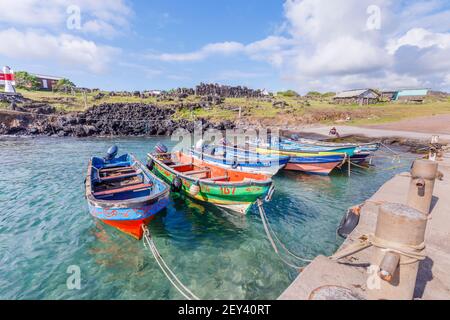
[[1, 0, 450, 93]]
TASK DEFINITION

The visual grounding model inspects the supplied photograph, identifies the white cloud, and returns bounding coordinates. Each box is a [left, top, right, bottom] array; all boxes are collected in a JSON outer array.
[[149, 0, 450, 92], [278, 0, 450, 92], [217, 70, 269, 80], [387, 28, 450, 54], [296, 36, 390, 77], [148, 42, 245, 62], [0, 0, 64, 25], [0, 0, 133, 38], [148, 36, 294, 64], [0, 28, 119, 73], [82, 20, 119, 39], [443, 74, 450, 87], [118, 62, 163, 79]]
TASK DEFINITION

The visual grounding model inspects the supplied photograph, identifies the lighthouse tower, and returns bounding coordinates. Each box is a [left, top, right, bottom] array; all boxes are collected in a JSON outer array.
[[1, 66, 16, 93]]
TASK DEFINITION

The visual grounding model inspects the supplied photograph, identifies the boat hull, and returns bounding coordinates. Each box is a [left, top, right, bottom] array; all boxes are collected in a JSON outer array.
[[294, 139, 381, 153], [255, 147, 346, 175], [149, 152, 273, 215], [88, 196, 170, 239], [252, 142, 357, 156], [350, 152, 371, 164], [284, 161, 342, 175], [85, 153, 170, 240]]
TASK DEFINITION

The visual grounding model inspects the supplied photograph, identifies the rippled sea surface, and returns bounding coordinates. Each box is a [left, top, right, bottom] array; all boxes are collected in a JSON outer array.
[[0, 137, 417, 299]]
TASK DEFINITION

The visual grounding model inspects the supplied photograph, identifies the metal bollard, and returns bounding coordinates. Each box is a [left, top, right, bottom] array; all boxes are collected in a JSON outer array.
[[407, 159, 438, 214], [379, 252, 400, 282], [368, 203, 427, 300]]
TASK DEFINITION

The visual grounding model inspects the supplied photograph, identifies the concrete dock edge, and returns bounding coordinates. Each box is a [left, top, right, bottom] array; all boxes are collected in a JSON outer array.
[[279, 151, 450, 300]]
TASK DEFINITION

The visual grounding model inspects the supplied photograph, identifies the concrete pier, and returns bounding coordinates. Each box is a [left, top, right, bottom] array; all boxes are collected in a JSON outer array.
[[279, 151, 450, 300]]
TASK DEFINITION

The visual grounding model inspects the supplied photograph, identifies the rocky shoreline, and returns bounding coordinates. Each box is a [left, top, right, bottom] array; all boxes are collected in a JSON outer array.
[[0, 102, 235, 137], [0, 95, 441, 153]]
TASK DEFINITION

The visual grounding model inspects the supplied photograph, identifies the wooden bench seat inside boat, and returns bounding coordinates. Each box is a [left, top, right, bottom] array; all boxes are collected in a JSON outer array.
[[184, 169, 211, 176], [100, 171, 141, 183], [93, 183, 153, 197], [100, 166, 134, 173], [169, 163, 191, 169], [204, 175, 229, 182]]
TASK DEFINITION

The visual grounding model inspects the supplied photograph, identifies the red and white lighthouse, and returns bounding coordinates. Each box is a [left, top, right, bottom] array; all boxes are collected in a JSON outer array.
[[0, 66, 16, 93]]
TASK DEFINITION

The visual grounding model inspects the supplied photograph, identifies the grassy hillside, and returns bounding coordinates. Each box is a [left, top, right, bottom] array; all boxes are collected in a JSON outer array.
[[15, 89, 450, 126]]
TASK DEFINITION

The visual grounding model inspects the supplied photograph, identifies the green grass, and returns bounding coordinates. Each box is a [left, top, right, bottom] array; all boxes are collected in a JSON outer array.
[[0, 101, 9, 109], [174, 106, 235, 121], [13, 89, 450, 125], [347, 99, 450, 126]]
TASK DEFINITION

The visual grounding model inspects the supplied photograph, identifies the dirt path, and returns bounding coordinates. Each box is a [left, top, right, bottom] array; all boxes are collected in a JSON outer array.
[[369, 115, 450, 135], [294, 114, 450, 143]]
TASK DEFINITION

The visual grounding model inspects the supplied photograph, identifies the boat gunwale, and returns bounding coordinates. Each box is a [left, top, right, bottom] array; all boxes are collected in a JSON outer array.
[[188, 148, 289, 168], [148, 152, 273, 188], [212, 145, 291, 161], [294, 139, 381, 149], [255, 147, 349, 158], [85, 154, 170, 209]]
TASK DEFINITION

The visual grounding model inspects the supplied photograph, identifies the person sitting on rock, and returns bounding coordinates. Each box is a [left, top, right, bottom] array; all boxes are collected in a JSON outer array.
[[329, 127, 340, 138]]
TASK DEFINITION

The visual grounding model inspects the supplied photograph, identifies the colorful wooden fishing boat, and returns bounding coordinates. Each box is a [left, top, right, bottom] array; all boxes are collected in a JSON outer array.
[[287, 137, 381, 153], [189, 146, 290, 176], [85, 146, 170, 240], [251, 140, 358, 156], [255, 147, 346, 175], [350, 152, 372, 164], [147, 150, 274, 215]]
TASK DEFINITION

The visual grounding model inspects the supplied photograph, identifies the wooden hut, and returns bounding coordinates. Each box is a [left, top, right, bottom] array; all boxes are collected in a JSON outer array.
[[393, 89, 429, 103], [381, 90, 398, 101], [333, 89, 380, 105]]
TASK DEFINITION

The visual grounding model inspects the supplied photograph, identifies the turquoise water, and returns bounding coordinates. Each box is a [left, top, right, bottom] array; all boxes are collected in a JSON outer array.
[[0, 137, 416, 300]]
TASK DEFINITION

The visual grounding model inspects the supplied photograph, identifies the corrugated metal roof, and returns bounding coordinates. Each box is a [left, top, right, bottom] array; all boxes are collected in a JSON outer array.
[[334, 89, 378, 98], [31, 74, 64, 81], [396, 89, 429, 97]]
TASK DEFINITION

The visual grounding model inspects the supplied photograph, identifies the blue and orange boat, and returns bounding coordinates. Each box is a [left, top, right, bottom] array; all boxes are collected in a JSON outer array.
[[85, 146, 170, 239]]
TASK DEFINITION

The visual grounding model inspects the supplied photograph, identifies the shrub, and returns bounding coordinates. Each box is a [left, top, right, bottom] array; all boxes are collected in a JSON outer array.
[[14, 71, 41, 90], [54, 78, 76, 91], [277, 90, 299, 97]]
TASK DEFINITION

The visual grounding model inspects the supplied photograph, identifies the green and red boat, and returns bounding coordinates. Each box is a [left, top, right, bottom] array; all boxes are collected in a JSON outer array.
[[147, 150, 274, 215]]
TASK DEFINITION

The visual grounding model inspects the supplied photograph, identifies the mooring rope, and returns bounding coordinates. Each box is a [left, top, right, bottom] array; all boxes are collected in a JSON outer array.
[[142, 226, 200, 300], [330, 234, 426, 265], [380, 142, 400, 156], [256, 200, 313, 269], [348, 160, 371, 170]]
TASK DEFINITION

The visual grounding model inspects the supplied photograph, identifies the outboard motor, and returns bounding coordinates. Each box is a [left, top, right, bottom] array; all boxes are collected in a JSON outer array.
[[105, 145, 118, 161], [154, 143, 168, 154]]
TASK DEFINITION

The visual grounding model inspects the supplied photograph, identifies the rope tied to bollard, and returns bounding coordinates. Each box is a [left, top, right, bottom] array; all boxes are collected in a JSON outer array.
[[256, 199, 313, 270], [142, 225, 200, 300], [329, 234, 426, 265]]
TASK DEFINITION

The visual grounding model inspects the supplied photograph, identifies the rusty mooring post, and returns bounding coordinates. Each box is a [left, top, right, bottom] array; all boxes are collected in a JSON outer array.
[[367, 203, 427, 300], [407, 159, 438, 215]]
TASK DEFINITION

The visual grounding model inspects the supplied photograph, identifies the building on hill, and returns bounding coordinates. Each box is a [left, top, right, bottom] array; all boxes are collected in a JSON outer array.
[[380, 89, 399, 101], [31, 74, 64, 90], [333, 89, 380, 105], [261, 89, 270, 96], [393, 89, 429, 103]]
